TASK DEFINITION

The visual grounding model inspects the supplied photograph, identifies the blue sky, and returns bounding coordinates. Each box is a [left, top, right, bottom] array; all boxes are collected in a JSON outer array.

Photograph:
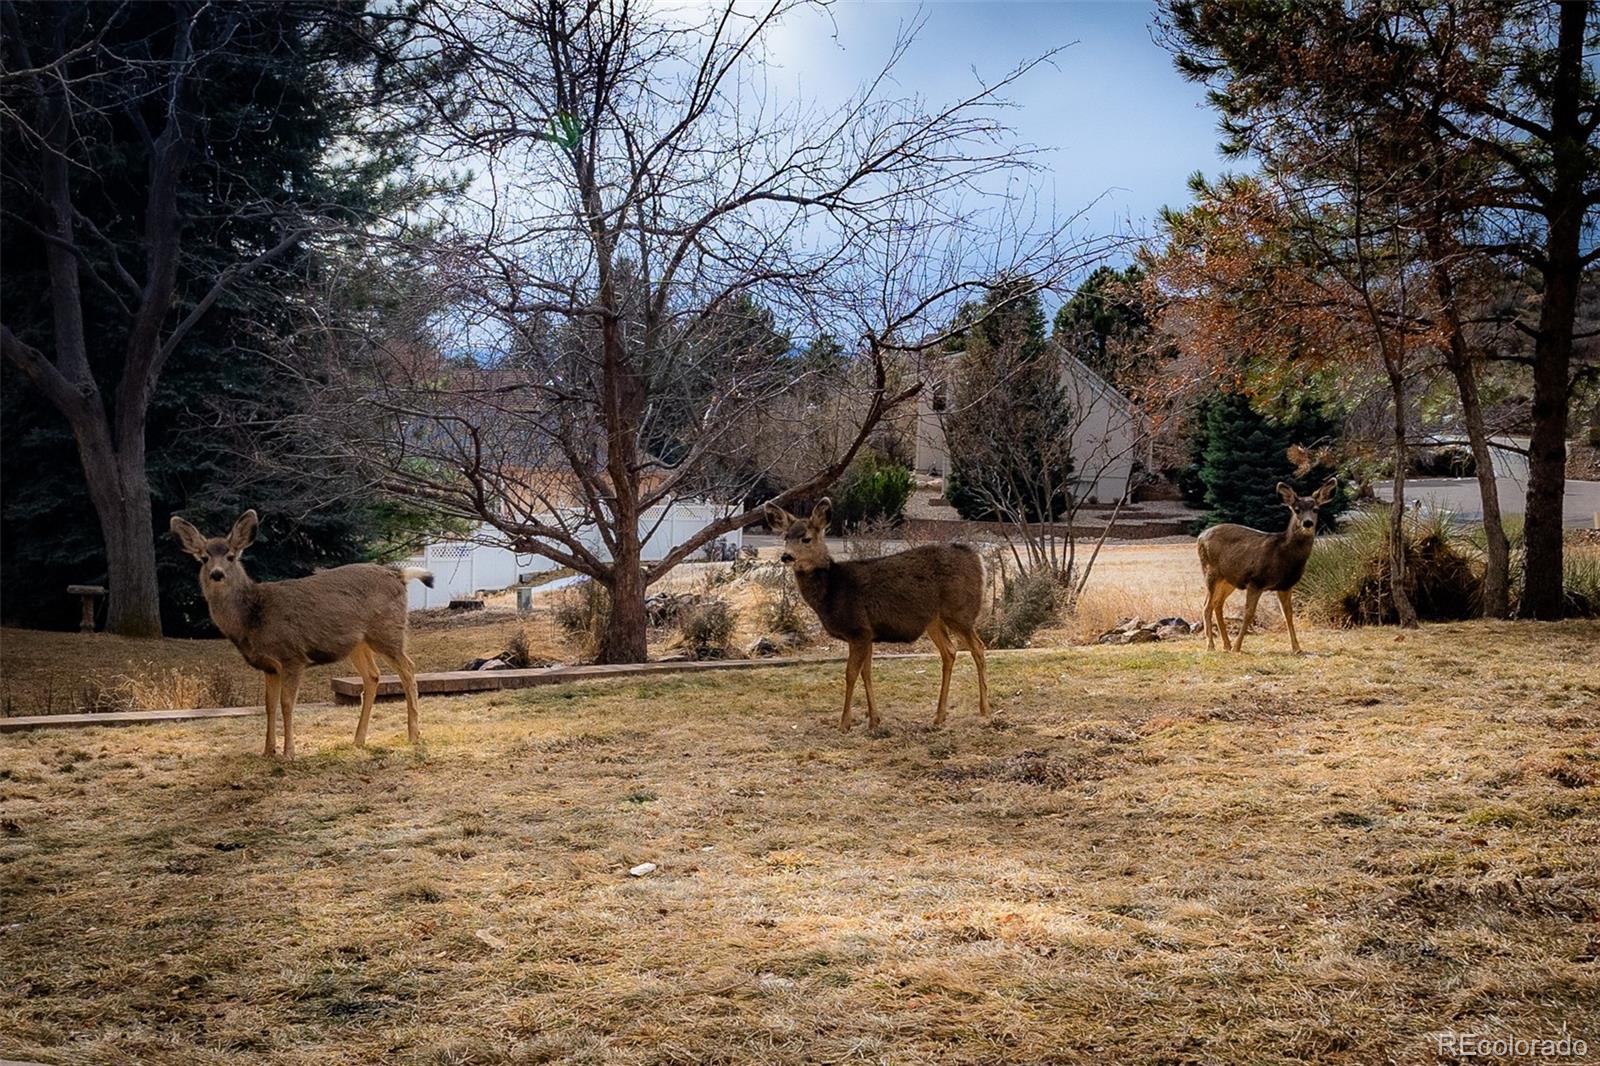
[[762, 1, 1233, 261]]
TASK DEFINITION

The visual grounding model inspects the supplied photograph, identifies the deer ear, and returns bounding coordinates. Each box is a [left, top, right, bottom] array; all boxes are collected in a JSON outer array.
[[169, 516, 208, 560], [227, 509, 259, 553], [809, 497, 832, 532], [1313, 478, 1338, 505], [1276, 482, 1297, 506], [762, 502, 791, 530]]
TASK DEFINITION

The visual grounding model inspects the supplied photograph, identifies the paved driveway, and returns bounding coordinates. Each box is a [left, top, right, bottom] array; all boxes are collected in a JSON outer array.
[[1376, 476, 1600, 528]]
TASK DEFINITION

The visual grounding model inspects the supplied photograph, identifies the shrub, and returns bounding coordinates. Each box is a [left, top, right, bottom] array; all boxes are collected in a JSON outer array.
[[1556, 551, 1600, 617], [979, 567, 1064, 649], [1411, 445, 1476, 478], [1299, 508, 1481, 626], [553, 580, 611, 656], [678, 598, 736, 659], [831, 450, 914, 531], [500, 625, 551, 669], [1498, 517, 1600, 618], [764, 586, 809, 638]]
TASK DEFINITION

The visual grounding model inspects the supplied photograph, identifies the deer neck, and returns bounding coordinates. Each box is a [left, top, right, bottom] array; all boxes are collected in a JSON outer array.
[[792, 560, 834, 611], [203, 571, 259, 643]]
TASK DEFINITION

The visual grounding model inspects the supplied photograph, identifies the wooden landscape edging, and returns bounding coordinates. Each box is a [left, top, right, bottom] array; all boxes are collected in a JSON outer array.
[[1, 651, 1024, 732], [324, 652, 938, 703], [0, 704, 333, 733]]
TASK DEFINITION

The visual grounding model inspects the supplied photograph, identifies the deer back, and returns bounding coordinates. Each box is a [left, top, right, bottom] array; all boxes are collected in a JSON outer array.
[[223, 564, 409, 669]]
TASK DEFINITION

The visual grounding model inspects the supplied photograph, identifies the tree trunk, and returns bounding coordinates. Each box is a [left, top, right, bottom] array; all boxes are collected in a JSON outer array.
[[72, 423, 164, 637], [1425, 239, 1510, 617], [600, 533, 649, 664], [1520, 0, 1587, 621], [1387, 368, 1419, 628]]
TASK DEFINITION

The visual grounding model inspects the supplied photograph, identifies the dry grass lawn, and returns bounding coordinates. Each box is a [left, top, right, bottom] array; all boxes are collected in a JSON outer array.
[[3, 620, 1597, 1064], [0, 614, 573, 717]]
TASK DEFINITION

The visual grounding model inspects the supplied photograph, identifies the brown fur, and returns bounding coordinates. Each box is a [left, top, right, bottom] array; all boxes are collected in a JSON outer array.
[[1197, 479, 1336, 654], [765, 497, 990, 731], [169, 510, 430, 758]]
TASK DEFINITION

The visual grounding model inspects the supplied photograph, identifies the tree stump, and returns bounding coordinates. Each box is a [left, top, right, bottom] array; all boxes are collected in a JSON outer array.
[[67, 585, 106, 633]]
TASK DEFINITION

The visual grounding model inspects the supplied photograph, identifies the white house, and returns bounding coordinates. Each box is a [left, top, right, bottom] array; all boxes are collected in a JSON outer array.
[[913, 345, 1146, 504], [400, 501, 744, 610]]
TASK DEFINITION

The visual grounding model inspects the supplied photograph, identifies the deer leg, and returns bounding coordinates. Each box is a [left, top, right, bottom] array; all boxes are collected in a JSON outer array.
[[1235, 588, 1262, 653], [1278, 590, 1303, 655], [840, 642, 864, 733], [262, 672, 280, 757], [927, 620, 957, 726], [398, 653, 421, 744], [376, 647, 422, 744], [279, 664, 304, 760], [957, 624, 991, 717], [1212, 583, 1235, 651], [1202, 582, 1217, 650], [859, 643, 880, 731], [351, 644, 379, 747]]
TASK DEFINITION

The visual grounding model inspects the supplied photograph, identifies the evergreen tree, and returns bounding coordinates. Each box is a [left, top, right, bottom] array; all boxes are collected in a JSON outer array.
[[1193, 393, 1348, 531], [0, 1, 453, 634], [1052, 264, 1148, 383], [944, 281, 1075, 523]]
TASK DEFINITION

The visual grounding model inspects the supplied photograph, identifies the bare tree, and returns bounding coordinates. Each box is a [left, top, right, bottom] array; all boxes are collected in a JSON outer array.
[[292, 1, 1102, 662]]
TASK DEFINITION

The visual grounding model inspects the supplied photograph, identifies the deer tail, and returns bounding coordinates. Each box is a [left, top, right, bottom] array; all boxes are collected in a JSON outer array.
[[400, 566, 435, 588]]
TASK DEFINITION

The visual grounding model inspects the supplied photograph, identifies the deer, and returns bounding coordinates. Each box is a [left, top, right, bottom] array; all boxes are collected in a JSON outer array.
[[1197, 478, 1338, 655], [763, 497, 990, 732], [169, 510, 432, 759]]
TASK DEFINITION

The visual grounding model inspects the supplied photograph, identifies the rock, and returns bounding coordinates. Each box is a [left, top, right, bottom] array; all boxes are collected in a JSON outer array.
[[758, 973, 798, 992], [1097, 624, 1161, 645], [479, 658, 512, 671], [747, 632, 803, 658], [628, 862, 657, 877], [460, 657, 489, 671]]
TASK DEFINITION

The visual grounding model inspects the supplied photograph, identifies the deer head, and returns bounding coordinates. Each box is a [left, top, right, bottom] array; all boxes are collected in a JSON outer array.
[[764, 497, 833, 571], [170, 510, 258, 590], [1276, 479, 1337, 535]]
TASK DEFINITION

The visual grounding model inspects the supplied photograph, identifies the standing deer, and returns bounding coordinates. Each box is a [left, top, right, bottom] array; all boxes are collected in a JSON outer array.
[[763, 497, 990, 732], [1197, 478, 1337, 654], [169, 510, 432, 758]]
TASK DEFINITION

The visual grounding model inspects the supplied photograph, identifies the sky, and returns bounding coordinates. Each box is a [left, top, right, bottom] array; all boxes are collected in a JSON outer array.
[[759, 1, 1235, 262]]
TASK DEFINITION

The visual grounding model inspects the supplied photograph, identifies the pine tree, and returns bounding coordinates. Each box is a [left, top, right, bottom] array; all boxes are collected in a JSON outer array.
[[1194, 393, 1347, 531]]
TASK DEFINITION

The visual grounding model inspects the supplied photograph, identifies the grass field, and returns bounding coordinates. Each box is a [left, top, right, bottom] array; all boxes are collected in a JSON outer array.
[[0, 544, 1218, 718], [2, 620, 1597, 1064]]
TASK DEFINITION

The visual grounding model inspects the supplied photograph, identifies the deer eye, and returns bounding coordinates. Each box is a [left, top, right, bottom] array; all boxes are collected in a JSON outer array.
[[226, 554, 236, 562], [802, 536, 812, 544]]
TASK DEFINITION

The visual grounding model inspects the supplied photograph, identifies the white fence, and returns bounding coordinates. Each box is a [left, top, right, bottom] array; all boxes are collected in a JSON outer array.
[[401, 501, 744, 610]]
